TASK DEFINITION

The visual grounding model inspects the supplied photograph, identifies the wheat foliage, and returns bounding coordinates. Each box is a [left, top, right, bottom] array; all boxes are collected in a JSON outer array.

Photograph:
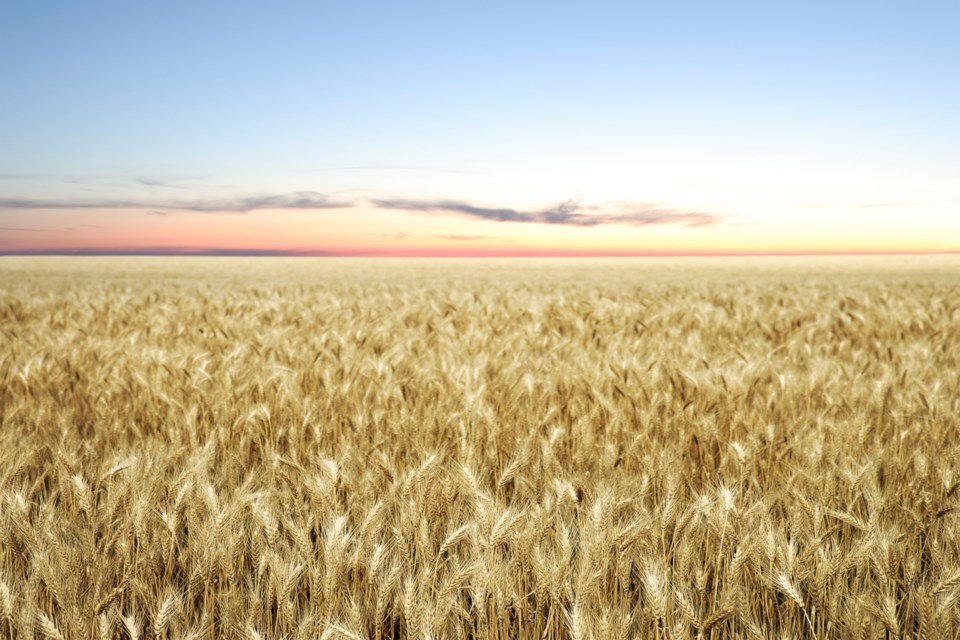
[[1, 255, 959, 639]]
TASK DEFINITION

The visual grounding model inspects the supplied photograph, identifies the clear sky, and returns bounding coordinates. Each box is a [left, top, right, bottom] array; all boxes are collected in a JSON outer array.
[[1, 0, 958, 256]]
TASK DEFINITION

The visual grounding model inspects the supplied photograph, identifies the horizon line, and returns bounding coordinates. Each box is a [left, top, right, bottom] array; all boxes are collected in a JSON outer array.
[[1, 248, 957, 258]]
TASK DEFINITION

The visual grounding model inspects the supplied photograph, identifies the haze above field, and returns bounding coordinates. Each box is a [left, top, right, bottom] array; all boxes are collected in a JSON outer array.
[[2, 1, 958, 256]]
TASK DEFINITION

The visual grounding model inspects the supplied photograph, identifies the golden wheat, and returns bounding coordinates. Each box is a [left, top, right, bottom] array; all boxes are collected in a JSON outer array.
[[1, 255, 958, 639]]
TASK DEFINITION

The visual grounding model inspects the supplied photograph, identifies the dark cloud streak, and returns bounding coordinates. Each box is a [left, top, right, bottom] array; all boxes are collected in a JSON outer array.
[[0, 191, 350, 213], [1, 193, 726, 227], [373, 198, 722, 227]]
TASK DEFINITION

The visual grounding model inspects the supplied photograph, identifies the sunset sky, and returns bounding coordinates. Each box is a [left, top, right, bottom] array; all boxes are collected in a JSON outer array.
[[2, 1, 958, 256]]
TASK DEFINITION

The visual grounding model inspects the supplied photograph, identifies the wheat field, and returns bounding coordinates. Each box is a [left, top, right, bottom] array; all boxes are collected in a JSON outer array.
[[1, 255, 958, 640]]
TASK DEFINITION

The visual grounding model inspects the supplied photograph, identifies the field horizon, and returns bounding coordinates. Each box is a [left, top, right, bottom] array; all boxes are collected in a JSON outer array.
[[2, 255, 959, 639]]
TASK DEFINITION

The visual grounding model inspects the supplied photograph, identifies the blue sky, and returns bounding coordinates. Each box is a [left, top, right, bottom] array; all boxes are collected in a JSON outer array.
[[1, 1, 958, 255]]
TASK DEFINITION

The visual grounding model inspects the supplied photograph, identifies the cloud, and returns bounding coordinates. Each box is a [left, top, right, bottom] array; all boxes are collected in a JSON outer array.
[[188, 192, 351, 212], [134, 177, 199, 189], [0, 191, 351, 213], [611, 209, 723, 226], [373, 199, 532, 223], [0, 246, 342, 257], [0, 226, 51, 233], [0, 192, 725, 227], [372, 198, 721, 227]]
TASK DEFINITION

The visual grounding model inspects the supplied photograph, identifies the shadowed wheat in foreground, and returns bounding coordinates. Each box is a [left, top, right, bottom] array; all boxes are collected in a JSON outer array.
[[1, 256, 959, 640]]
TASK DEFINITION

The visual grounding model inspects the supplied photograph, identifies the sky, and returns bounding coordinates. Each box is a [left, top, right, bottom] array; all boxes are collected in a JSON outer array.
[[1, 0, 958, 256]]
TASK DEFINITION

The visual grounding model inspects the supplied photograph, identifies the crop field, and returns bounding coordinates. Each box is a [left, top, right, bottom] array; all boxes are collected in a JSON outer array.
[[1, 255, 959, 640]]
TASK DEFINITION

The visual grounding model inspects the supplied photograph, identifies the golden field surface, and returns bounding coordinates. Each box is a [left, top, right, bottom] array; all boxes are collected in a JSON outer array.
[[1, 255, 959, 640]]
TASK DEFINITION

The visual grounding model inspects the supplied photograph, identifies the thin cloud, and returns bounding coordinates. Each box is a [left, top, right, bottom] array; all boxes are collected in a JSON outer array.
[[373, 198, 722, 227], [612, 209, 723, 226], [374, 199, 532, 223], [0, 191, 351, 213], [136, 178, 172, 187], [187, 192, 351, 212], [0, 226, 52, 233], [0, 246, 342, 257], [134, 177, 200, 189], [1, 193, 725, 227]]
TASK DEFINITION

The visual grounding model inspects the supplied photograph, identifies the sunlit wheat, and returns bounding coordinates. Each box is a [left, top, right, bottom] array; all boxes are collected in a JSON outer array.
[[0, 255, 958, 639]]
